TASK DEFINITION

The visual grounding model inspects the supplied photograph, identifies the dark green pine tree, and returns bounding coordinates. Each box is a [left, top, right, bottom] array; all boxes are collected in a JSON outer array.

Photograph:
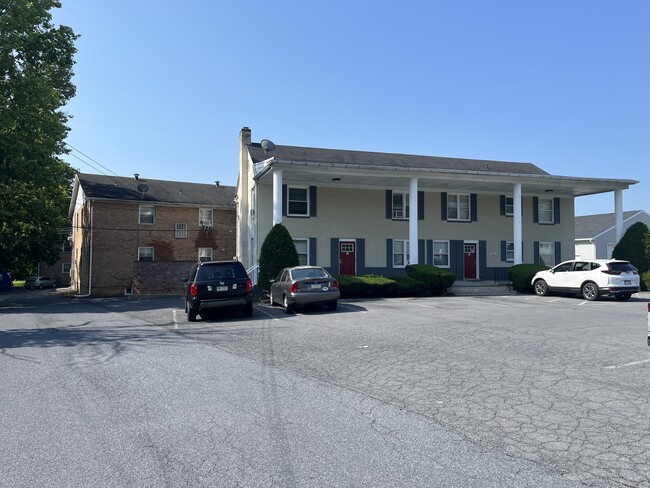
[[611, 221, 650, 274], [258, 224, 299, 294]]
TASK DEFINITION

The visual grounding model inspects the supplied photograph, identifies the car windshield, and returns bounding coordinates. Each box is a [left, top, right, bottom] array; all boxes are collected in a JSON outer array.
[[608, 262, 636, 273], [291, 268, 329, 280]]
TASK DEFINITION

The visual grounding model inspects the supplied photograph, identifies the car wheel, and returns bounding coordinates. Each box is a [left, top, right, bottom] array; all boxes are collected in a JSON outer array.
[[581, 282, 599, 301], [243, 302, 253, 317], [38, 284, 43, 289], [282, 295, 293, 314], [327, 300, 337, 310], [187, 303, 198, 322], [534, 279, 548, 296], [269, 292, 276, 306], [614, 293, 632, 301]]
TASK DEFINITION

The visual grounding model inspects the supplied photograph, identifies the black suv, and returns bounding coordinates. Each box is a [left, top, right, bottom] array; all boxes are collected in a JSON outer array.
[[182, 260, 253, 322]]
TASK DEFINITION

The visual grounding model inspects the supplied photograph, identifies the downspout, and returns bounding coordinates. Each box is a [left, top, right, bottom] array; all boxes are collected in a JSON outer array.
[[74, 202, 93, 298]]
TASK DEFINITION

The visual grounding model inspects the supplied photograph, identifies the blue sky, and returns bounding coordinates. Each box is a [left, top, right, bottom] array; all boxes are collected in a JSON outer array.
[[54, 1, 649, 216]]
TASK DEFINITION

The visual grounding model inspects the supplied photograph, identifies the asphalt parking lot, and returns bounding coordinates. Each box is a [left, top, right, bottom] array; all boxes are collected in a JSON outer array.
[[165, 292, 650, 487]]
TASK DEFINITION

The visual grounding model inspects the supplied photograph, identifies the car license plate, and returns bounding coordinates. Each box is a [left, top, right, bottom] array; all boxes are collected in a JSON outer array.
[[311, 284, 321, 290], [216, 286, 228, 292], [624, 280, 631, 285]]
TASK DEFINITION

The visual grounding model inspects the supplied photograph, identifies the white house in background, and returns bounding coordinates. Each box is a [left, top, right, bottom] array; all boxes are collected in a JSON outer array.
[[575, 210, 650, 259], [236, 127, 638, 282]]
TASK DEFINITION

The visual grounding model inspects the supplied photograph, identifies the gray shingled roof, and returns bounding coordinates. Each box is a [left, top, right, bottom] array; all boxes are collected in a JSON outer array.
[[77, 173, 236, 208], [574, 211, 641, 239], [246, 143, 550, 176]]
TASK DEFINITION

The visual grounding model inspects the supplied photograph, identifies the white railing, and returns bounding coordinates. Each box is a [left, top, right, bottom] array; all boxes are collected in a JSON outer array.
[[246, 264, 259, 285]]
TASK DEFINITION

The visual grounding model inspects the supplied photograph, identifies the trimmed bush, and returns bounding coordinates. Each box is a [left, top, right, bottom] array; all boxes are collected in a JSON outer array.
[[508, 263, 549, 293], [337, 271, 453, 299], [612, 221, 650, 275], [405, 264, 456, 294], [642, 271, 650, 292], [258, 224, 299, 294]]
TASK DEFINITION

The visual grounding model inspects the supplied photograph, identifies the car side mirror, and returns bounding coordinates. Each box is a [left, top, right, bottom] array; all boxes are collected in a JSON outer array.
[[269, 279, 275, 284], [549, 269, 555, 274]]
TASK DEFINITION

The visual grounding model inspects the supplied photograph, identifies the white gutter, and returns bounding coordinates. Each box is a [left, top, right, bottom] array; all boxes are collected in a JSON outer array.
[[74, 202, 93, 298]]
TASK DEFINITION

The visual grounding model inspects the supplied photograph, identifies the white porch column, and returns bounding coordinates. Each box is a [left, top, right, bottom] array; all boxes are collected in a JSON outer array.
[[513, 183, 523, 264], [409, 178, 419, 264], [614, 189, 624, 242], [272, 169, 283, 225]]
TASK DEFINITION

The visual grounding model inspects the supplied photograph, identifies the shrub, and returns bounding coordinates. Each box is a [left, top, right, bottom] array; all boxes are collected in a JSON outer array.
[[257, 224, 299, 294], [337, 275, 398, 298], [612, 221, 650, 275], [508, 263, 549, 293], [405, 264, 456, 294], [642, 270, 650, 292]]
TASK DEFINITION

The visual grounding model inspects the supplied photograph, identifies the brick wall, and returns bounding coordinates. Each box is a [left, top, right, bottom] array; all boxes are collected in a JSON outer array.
[[133, 261, 195, 295], [72, 200, 236, 296]]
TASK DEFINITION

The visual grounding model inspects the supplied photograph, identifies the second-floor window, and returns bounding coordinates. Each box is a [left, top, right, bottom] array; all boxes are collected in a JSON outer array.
[[505, 197, 514, 216], [175, 223, 187, 238], [139, 205, 155, 224], [447, 194, 470, 221], [199, 208, 213, 227], [287, 187, 309, 216], [392, 192, 409, 219], [537, 198, 554, 224]]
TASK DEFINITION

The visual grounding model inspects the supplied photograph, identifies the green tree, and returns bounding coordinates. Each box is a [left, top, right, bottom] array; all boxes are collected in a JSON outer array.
[[0, 0, 78, 274], [258, 224, 299, 294], [611, 221, 650, 274]]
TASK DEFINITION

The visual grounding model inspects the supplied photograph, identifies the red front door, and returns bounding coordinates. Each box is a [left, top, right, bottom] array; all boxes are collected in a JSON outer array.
[[339, 241, 356, 275], [463, 243, 477, 279]]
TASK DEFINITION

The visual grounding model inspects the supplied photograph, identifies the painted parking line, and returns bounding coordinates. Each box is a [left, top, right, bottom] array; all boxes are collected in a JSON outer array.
[[256, 306, 280, 320], [604, 358, 650, 369], [172, 309, 181, 329]]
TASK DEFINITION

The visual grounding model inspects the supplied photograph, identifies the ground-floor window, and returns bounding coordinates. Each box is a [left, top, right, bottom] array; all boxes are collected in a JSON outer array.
[[505, 241, 514, 262], [198, 247, 213, 261], [138, 247, 154, 261], [432, 240, 450, 267], [538, 242, 555, 266], [293, 238, 309, 266], [393, 239, 409, 267]]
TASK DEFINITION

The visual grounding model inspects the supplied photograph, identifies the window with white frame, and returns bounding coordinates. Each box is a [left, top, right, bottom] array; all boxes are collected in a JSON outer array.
[[538, 242, 555, 266], [138, 247, 154, 261], [199, 208, 213, 227], [139, 205, 155, 224], [505, 197, 514, 216], [538, 197, 554, 224], [433, 240, 450, 267], [392, 192, 409, 219], [393, 239, 409, 267], [288, 187, 309, 216], [505, 241, 515, 262], [447, 194, 470, 221], [175, 223, 187, 238], [198, 247, 213, 261], [62, 263, 71, 275], [293, 238, 309, 266]]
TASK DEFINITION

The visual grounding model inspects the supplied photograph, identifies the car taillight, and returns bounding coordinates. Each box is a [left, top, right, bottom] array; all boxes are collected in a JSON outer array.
[[190, 283, 198, 296], [601, 269, 621, 276], [289, 283, 299, 293], [246, 279, 252, 293], [332, 280, 339, 289]]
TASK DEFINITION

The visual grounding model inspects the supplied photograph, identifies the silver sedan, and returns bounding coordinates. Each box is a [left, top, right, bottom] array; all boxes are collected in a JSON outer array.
[[269, 266, 340, 313]]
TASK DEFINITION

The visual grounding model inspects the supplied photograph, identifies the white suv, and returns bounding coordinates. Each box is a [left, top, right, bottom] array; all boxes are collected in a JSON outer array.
[[531, 259, 640, 301]]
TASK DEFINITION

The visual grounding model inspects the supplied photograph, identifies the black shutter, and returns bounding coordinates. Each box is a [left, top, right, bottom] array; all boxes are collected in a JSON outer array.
[[471, 193, 478, 221], [500, 195, 506, 216], [501, 241, 507, 261], [553, 198, 560, 224], [309, 238, 317, 266], [330, 239, 339, 275], [534, 241, 540, 264], [385, 190, 392, 219], [441, 193, 447, 221], [309, 186, 317, 217], [418, 239, 425, 265], [555, 241, 561, 264], [282, 185, 287, 216], [532, 197, 539, 223], [356, 239, 365, 274], [426, 240, 433, 265], [418, 191, 424, 220], [386, 239, 393, 268]]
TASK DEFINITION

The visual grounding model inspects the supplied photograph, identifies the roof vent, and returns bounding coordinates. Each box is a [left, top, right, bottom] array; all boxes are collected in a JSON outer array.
[[215, 181, 220, 187], [134, 173, 140, 180]]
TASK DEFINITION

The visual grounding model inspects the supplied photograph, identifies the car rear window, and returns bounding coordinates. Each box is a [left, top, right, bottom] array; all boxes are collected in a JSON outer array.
[[608, 262, 636, 273], [197, 263, 247, 281], [291, 268, 330, 280]]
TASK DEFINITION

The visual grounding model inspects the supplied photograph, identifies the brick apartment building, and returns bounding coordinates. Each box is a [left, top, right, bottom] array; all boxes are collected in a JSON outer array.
[[68, 173, 236, 296]]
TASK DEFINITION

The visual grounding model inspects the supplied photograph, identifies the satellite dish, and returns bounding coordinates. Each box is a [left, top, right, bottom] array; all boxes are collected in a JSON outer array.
[[137, 183, 149, 193], [260, 139, 275, 156]]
